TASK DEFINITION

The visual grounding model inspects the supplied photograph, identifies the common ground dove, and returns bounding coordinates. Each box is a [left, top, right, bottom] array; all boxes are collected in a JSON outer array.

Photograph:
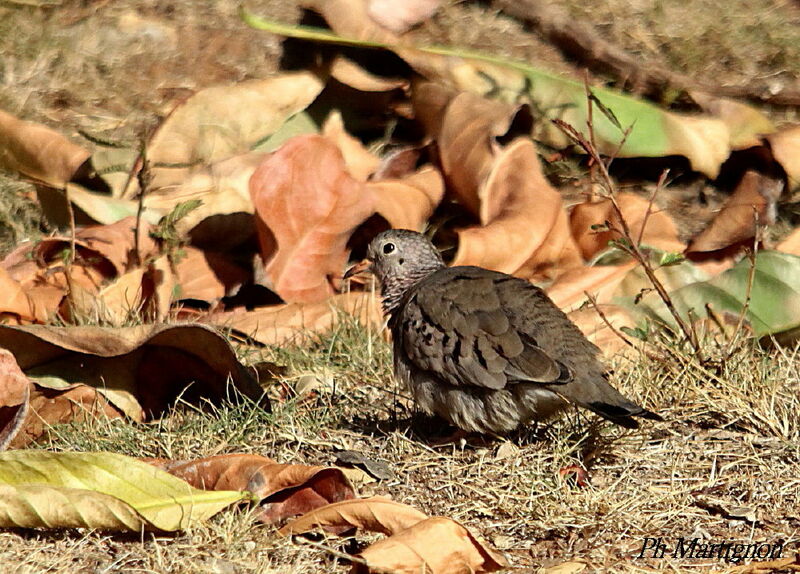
[[345, 229, 660, 434]]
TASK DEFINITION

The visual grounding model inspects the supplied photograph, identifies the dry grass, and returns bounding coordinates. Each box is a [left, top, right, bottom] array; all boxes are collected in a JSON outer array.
[[1, 315, 798, 572]]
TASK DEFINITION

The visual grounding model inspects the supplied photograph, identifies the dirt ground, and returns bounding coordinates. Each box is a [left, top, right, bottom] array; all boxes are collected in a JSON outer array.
[[1, 1, 800, 573]]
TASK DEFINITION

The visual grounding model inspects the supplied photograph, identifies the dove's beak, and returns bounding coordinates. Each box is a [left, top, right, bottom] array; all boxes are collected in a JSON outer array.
[[343, 258, 373, 280]]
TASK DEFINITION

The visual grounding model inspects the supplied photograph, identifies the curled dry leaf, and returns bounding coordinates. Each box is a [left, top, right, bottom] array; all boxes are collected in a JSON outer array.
[[145, 72, 325, 191], [356, 516, 508, 574], [0, 350, 31, 450], [279, 496, 428, 536], [0, 323, 264, 446], [322, 111, 381, 182], [142, 151, 268, 240], [451, 138, 582, 279], [370, 166, 444, 231], [0, 109, 90, 187], [300, 0, 400, 44], [690, 92, 775, 149], [330, 56, 408, 93], [417, 88, 530, 216], [0, 268, 46, 323], [367, 0, 442, 34], [686, 171, 784, 255], [569, 192, 684, 260], [148, 454, 355, 526], [765, 123, 800, 189], [546, 261, 638, 311], [205, 292, 382, 347]]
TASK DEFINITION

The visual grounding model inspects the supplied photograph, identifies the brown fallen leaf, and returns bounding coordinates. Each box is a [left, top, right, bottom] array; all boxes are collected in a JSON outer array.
[[249, 135, 377, 303], [451, 138, 582, 279], [144, 72, 325, 191], [567, 304, 636, 357], [355, 516, 508, 574], [330, 56, 408, 93], [0, 268, 45, 323], [0, 323, 265, 443], [569, 192, 684, 260], [142, 151, 268, 242], [766, 123, 800, 189], [0, 109, 90, 187], [367, 0, 442, 34], [31, 216, 157, 278], [205, 292, 382, 347], [370, 166, 444, 231], [322, 111, 381, 182], [9, 384, 123, 450], [279, 496, 428, 536], [686, 170, 784, 255], [147, 454, 355, 526], [417, 88, 530, 216], [173, 247, 249, 304], [776, 228, 800, 256], [300, 0, 400, 45], [546, 261, 638, 311]]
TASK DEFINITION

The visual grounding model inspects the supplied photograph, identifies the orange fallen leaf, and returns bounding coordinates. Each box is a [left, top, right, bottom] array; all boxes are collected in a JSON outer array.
[[451, 138, 582, 279], [547, 261, 638, 311], [356, 516, 508, 574], [8, 384, 123, 449], [0, 109, 90, 187], [370, 166, 444, 231], [279, 496, 428, 536], [686, 170, 783, 255], [205, 292, 382, 347], [322, 111, 381, 182], [776, 228, 800, 256], [569, 192, 684, 260], [367, 0, 442, 34], [173, 247, 248, 303], [567, 304, 636, 358], [249, 135, 377, 303], [419, 89, 530, 216], [766, 123, 800, 189], [147, 454, 355, 526]]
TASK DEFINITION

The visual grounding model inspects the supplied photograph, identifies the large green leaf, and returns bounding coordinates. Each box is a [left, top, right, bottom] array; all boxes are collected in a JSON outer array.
[[241, 10, 774, 178], [627, 251, 800, 339], [0, 451, 248, 531]]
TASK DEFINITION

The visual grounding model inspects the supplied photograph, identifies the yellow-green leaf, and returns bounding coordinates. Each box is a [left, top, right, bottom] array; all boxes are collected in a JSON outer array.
[[0, 451, 247, 531]]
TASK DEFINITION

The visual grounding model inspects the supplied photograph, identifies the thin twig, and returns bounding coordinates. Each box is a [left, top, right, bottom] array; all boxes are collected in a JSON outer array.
[[637, 170, 669, 248], [552, 110, 703, 362], [584, 291, 636, 351], [134, 142, 152, 268], [723, 212, 761, 360]]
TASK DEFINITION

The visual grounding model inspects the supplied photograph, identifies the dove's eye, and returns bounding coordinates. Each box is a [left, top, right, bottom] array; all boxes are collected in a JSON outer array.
[[383, 242, 396, 255]]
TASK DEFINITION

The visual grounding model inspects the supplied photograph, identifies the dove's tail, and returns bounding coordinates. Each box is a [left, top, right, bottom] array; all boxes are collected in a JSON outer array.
[[557, 379, 662, 429]]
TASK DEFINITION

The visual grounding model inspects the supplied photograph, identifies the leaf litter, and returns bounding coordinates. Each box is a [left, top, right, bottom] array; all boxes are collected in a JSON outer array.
[[0, 0, 799, 572]]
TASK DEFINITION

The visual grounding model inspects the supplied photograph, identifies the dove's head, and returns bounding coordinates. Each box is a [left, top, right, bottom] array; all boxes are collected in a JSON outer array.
[[355, 229, 445, 314]]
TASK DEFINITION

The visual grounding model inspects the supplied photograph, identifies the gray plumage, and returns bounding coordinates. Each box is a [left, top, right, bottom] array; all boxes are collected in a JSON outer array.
[[360, 229, 660, 434]]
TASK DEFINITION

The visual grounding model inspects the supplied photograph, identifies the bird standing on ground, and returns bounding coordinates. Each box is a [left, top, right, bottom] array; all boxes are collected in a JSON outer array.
[[345, 229, 660, 435]]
